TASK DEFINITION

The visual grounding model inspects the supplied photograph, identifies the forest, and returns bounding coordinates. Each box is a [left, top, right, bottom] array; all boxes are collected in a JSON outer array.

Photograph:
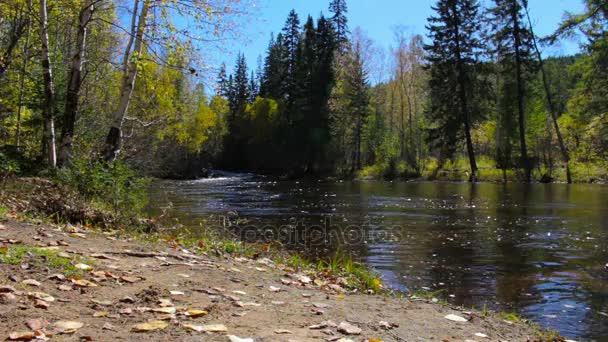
[[0, 0, 607, 183]]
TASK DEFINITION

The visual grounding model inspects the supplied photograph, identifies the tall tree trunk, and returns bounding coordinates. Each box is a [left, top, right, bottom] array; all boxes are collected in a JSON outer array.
[[523, 1, 571, 183], [452, 2, 478, 182], [58, 0, 94, 167], [512, 1, 531, 183], [39, 0, 56, 168], [15, 0, 33, 148], [103, 0, 149, 162]]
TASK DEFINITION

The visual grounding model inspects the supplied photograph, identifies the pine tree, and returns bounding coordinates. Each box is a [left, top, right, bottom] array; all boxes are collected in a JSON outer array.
[[488, 0, 537, 182], [248, 70, 258, 102], [216, 63, 229, 97], [261, 33, 288, 100], [329, 0, 349, 50], [424, 0, 483, 182], [282, 10, 301, 109]]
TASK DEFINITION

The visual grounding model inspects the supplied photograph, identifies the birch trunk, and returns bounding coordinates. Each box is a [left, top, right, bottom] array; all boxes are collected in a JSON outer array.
[[39, 0, 56, 167], [103, 0, 149, 162], [58, 0, 94, 167]]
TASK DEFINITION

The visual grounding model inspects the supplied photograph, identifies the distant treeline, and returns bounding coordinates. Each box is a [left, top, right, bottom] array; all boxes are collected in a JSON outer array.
[[0, 0, 606, 182]]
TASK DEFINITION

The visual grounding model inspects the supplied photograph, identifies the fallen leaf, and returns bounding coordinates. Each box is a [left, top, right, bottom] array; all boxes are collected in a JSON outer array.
[[445, 314, 468, 322], [8, 331, 35, 341], [54, 320, 84, 334], [0, 285, 17, 293], [90, 253, 119, 261], [170, 291, 185, 296], [58, 284, 72, 291], [183, 324, 204, 332], [158, 299, 173, 307], [232, 290, 247, 295], [102, 323, 117, 331], [71, 279, 97, 287], [475, 332, 489, 338], [269, 286, 281, 292], [91, 299, 112, 306], [119, 308, 133, 315], [74, 263, 92, 271], [34, 299, 49, 309], [28, 292, 55, 302], [200, 324, 228, 332], [185, 309, 208, 318], [274, 329, 292, 334], [120, 276, 141, 283], [22, 279, 41, 287], [47, 274, 66, 281], [151, 307, 176, 314], [25, 318, 47, 330], [338, 322, 362, 335], [227, 336, 254, 342], [132, 321, 168, 332], [93, 311, 109, 317]]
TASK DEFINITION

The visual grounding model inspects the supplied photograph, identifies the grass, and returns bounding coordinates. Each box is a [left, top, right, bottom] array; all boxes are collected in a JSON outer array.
[[0, 245, 93, 277]]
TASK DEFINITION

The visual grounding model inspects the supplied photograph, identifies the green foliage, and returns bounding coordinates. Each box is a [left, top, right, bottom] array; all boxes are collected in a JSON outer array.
[[56, 159, 149, 218], [0, 245, 92, 277]]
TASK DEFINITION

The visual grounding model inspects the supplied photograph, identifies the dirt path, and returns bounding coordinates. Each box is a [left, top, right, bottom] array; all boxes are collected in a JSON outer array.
[[0, 219, 543, 341]]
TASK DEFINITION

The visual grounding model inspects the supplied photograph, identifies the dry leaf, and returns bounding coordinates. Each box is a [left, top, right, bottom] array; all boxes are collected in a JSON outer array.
[[91, 299, 112, 306], [132, 321, 168, 332], [170, 291, 185, 296], [274, 329, 292, 334], [54, 320, 84, 334], [151, 307, 176, 314], [183, 324, 204, 332], [34, 299, 50, 309], [338, 322, 362, 335], [185, 309, 208, 318], [8, 331, 35, 341], [444, 314, 468, 322], [58, 284, 72, 291], [93, 311, 109, 317], [22, 279, 41, 287], [25, 318, 47, 330], [200, 324, 227, 332], [71, 279, 97, 287], [269, 286, 281, 292], [120, 276, 141, 283], [28, 292, 55, 302], [227, 336, 254, 342], [74, 263, 93, 271]]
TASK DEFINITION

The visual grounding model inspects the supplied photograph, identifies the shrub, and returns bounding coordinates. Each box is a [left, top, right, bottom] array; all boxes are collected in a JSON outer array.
[[56, 159, 149, 219]]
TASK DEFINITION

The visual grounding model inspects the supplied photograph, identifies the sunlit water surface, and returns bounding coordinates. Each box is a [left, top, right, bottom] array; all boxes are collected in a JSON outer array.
[[148, 173, 608, 340]]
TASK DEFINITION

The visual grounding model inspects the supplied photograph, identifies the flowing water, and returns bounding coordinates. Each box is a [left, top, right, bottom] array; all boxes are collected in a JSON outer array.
[[148, 172, 608, 340]]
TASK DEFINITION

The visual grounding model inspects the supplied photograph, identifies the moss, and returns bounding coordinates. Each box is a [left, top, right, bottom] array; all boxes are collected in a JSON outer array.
[[0, 245, 93, 277]]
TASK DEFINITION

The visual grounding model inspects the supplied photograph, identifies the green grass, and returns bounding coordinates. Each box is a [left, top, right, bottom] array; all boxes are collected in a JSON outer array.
[[0, 205, 8, 218], [0, 245, 93, 277]]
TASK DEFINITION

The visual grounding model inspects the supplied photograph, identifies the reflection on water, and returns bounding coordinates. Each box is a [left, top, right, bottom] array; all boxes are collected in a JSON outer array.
[[148, 174, 608, 340]]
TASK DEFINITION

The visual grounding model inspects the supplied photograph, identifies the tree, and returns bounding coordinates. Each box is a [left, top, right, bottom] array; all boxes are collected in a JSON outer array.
[[488, 0, 537, 182], [58, 0, 96, 167], [216, 63, 229, 97], [425, 0, 483, 182], [0, 0, 30, 80], [282, 10, 301, 110], [522, 0, 572, 183], [329, 0, 349, 50], [38, 0, 57, 167]]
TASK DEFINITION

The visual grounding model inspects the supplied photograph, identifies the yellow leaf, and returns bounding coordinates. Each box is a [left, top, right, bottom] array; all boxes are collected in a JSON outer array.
[[132, 321, 168, 332]]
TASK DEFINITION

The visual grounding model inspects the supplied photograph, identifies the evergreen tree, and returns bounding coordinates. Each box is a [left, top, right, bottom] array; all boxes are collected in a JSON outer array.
[[216, 63, 229, 97], [488, 0, 537, 182], [424, 0, 483, 182], [261, 33, 288, 100], [329, 0, 349, 50], [282, 10, 301, 109], [248, 70, 258, 102]]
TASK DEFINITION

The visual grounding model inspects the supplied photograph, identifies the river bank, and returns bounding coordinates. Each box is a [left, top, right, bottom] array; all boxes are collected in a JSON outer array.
[[0, 217, 557, 341], [0, 177, 563, 341]]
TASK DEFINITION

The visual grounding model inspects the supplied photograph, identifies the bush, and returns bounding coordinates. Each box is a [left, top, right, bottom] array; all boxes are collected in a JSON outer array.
[[56, 159, 149, 218], [0, 152, 20, 190]]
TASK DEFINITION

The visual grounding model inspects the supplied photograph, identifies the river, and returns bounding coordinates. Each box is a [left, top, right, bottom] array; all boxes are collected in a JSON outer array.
[[148, 173, 608, 340]]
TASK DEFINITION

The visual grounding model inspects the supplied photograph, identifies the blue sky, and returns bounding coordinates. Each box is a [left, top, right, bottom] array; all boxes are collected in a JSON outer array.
[[218, 0, 585, 75]]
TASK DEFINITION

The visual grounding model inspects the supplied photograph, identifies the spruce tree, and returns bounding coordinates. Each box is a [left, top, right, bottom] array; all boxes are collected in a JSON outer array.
[[329, 0, 349, 50], [216, 63, 229, 97], [282, 10, 301, 109], [424, 0, 482, 182], [488, 0, 537, 183]]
